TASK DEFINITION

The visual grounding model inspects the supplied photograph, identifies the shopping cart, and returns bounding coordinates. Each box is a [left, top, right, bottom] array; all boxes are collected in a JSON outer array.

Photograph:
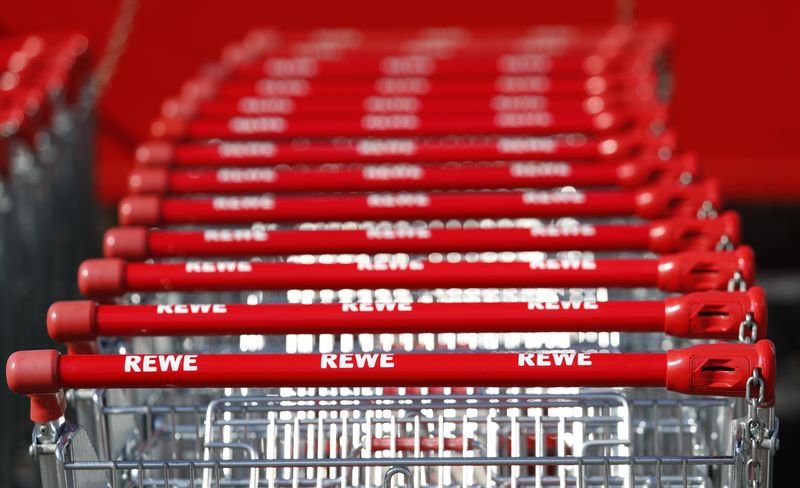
[[5, 22, 780, 488]]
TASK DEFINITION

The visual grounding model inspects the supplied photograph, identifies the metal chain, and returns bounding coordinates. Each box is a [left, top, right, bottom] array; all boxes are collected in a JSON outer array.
[[744, 369, 767, 488], [738, 312, 758, 343], [93, 0, 140, 95], [727, 271, 747, 292]]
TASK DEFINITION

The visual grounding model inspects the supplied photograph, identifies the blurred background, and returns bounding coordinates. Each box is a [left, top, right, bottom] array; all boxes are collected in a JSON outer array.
[[1, 0, 798, 486]]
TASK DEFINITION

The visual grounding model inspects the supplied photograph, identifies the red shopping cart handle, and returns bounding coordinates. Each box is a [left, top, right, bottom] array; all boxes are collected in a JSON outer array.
[[47, 287, 767, 353], [77, 247, 754, 297], [126, 155, 696, 195], [103, 212, 740, 260], [134, 127, 670, 167], [117, 181, 719, 227], [6, 340, 776, 422]]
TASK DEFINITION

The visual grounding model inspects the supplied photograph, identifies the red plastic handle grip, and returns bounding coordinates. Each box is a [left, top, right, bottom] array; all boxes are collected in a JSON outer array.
[[77, 247, 754, 296], [158, 111, 629, 140], [46, 288, 767, 347], [134, 128, 664, 167], [126, 156, 696, 195], [117, 182, 719, 227], [6, 341, 776, 421], [103, 212, 739, 260]]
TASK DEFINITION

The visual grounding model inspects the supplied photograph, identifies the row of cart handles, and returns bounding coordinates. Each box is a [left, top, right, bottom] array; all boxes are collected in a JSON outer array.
[[4, 25, 779, 446]]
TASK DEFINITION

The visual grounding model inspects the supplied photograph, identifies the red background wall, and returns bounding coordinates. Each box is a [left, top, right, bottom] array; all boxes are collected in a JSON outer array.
[[2, 0, 799, 204]]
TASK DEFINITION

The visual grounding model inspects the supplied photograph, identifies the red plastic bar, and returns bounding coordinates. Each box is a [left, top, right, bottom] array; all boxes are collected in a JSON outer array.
[[127, 157, 695, 195], [117, 182, 719, 227], [103, 212, 740, 259], [77, 247, 754, 296], [135, 129, 670, 167], [5, 341, 777, 421], [161, 110, 631, 140], [46, 288, 767, 347], [194, 94, 632, 118]]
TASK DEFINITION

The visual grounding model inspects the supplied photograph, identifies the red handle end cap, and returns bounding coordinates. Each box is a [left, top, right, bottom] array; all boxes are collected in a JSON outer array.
[[103, 227, 148, 260], [118, 195, 161, 227], [47, 301, 98, 343], [78, 258, 126, 297]]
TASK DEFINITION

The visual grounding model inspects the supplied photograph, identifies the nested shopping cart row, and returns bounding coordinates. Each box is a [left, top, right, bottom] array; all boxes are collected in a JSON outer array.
[[6, 23, 779, 488]]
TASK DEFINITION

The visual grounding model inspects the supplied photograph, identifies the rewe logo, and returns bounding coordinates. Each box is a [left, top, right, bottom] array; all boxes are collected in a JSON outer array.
[[361, 114, 420, 131], [363, 96, 421, 113], [379, 56, 435, 76], [497, 137, 557, 154], [185, 261, 253, 273], [521, 191, 586, 205], [216, 168, 277, 183], [365, 228, 431, 240], [124, 354, 198, 372], [320, 353, 395, 368], [497, 54, 552, 74], [356, 139, 417, 156], [212, 196, 275, 211], [204, 229, 268, 243], [527, 301, 598, 311], [510, 162, 572, 178], [366, 193, 430, 208], [517, 352, 592, 367], [237, 97, 295, 115], [357, 261, 425, 271], [264, 57, 319, 78], [491, 95, 548, 112], [217, 142, 276, 158], [255, 79, 311, 97], [341, 303, 413, 312], [362, 164, 424, 181], [374, 77, 431, 95], [228, 117, 287, 134], [529, 258, 596, 270], [494, 112, 554, 128], [529, 225, 596, 237], [156, 304, 228, 314]]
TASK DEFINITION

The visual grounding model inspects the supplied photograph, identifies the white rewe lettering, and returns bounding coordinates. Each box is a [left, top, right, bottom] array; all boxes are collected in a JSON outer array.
[[356, 261, 425, 271], [264, 57, 319, 78], [362, 164, 424, 181], [361, 114, 420, 131], [237, 97, 295, 115], [217, 168, 277, 183], [366, 193, 430, 208], [228, 117, 287, 134], [509, 162, 572, 178], [124, 354, 198, 372], [204, 229, 268, 243], [365, 228, 431, 240], [255, 79, 310, 97], [185, 261, 253, 273], [497, 137, 557, 154], [517, 352, 592, 367], [497, 54, 553, 74], [529, 258, 596, 271], [217, 142, 276, 158], [494, 112, 554, 128], [379, 56, 435, 76], [374, 77, 431, 95], [526, 301, 599, 311], [341, 302, 413, 312], [320, 353, 395, 368], [521, 191, 586, 205], [212, 196, 275, 211], [529, 224, 596, 238], [355, 139, 417, 156], [156, 304, 228, 314]]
